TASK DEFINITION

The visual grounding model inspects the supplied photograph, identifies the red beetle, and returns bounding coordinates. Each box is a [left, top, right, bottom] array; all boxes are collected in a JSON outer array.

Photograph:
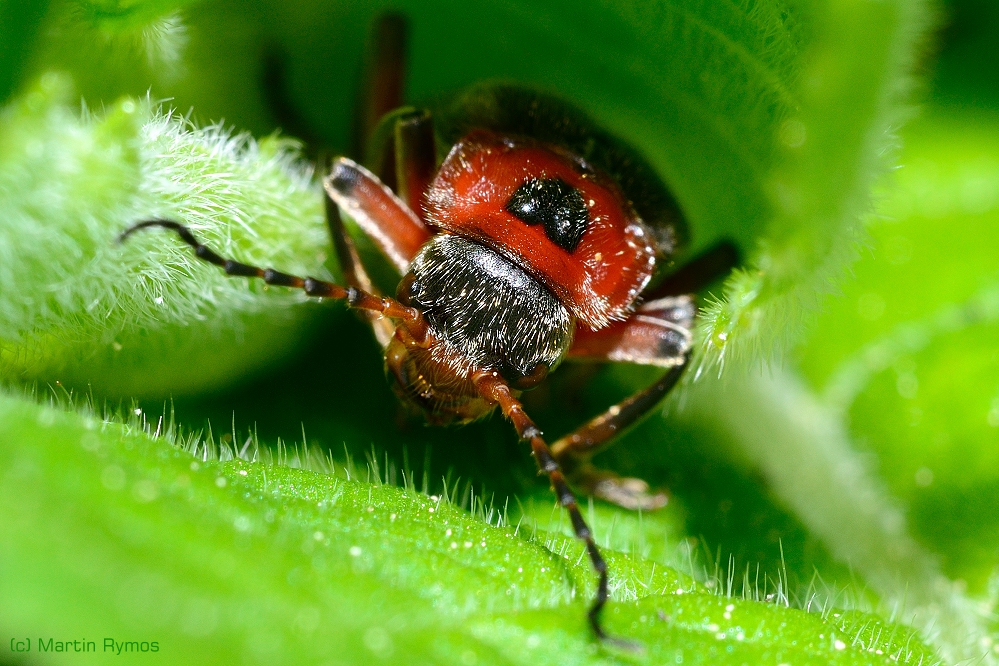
[[122, 14, 735, 646]]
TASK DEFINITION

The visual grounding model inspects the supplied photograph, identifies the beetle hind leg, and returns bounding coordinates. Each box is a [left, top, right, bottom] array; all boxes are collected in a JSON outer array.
[[354, 12, 408, 160], [353, 11, 438, 223]]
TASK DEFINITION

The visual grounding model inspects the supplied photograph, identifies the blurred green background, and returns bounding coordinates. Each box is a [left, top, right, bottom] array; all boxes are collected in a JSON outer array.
[[1, 0, 998, 663]]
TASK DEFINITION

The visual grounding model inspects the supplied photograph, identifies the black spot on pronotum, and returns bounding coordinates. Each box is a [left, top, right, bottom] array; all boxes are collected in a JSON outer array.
[[505, 177, 589, 252]]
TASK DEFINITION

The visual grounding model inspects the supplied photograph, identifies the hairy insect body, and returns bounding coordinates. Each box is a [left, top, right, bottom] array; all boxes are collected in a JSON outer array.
[[119, 34, 738, 642], [427, 130, 657, 329], [390, 234, 573, 425]]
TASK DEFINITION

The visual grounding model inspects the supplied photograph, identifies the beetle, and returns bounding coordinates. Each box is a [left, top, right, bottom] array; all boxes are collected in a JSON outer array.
[[121, 14, 736, 646]]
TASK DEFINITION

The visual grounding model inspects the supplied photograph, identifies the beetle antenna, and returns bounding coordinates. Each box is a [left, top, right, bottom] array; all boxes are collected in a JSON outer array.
[[119, 219, 427, 336], [471, 370, 643, 651]]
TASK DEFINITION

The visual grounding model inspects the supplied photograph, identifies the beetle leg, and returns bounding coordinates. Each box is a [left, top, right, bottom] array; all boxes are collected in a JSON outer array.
[[554, 296, 694, 511], [361, 107, 437, 221], [644, 240, 740, 299], [324, 157, 432, 274], [472, 371, 639, 650], [551, 358, 689, 511], [354, 12, 408, 161], [352, 10, 437, 222], [392, 109, 436, 221], [118, 219, 428, 340], [325, 193, 396, 348]]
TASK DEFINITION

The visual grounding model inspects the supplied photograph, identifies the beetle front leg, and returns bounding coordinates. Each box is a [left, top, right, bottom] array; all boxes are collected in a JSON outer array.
[[555, 296, 694, 510], [323, 125, 434, 347], [551, 358, 688, 510]]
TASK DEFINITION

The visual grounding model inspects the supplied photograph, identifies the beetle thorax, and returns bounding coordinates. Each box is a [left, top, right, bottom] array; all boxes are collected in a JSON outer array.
[[388, 234, 574, 424]]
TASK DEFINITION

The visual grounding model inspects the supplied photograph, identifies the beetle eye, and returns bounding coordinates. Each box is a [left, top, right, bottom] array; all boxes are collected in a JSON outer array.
[[511, 362, 550, 390], [505, 177, 589, 253]]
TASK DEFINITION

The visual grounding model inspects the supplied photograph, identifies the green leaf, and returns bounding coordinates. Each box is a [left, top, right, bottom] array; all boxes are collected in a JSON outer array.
[[0, 390, 939, 664], [0, 74, 330, 396], [0, 0, 964, 663], [698, 0, 932, 368], [800, 107, 999, 595], [0, 0, 50, 105]]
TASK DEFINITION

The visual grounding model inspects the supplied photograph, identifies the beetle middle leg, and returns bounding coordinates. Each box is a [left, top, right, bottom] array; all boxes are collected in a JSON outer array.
[[325, 189, 397, 348], [554, 296, 695, 510], [324, 157, 432, 274], [324, 115, 436, 346]]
